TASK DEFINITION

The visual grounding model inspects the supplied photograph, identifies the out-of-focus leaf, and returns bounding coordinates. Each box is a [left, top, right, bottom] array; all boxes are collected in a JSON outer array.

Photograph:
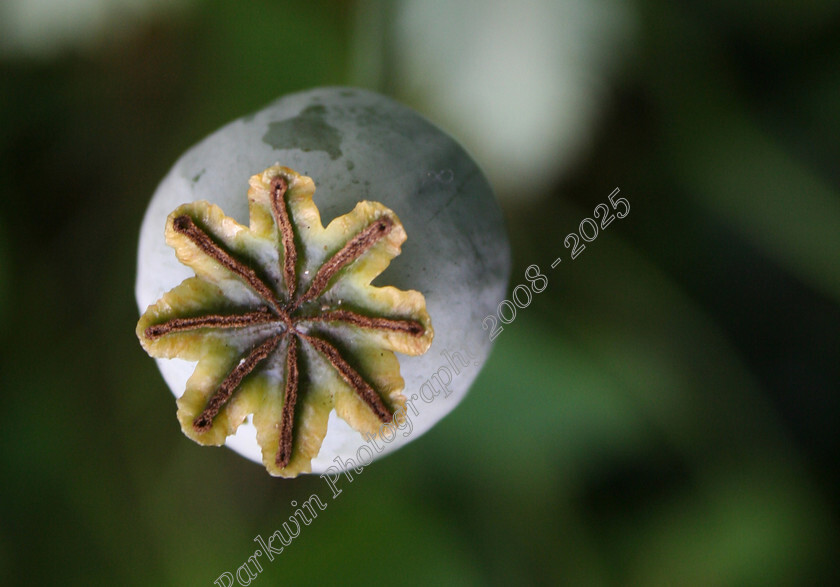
[[623, 463, 833, 585], [430, 219, 783, 483], [671, 105, 840, 305], [241, 478, 484, 586], [696, 0, 840, 45], [0, 215, 7, 327], [639, 2, 840, 305], [174, 0, 351, 145], [417, 217, 836, 581]]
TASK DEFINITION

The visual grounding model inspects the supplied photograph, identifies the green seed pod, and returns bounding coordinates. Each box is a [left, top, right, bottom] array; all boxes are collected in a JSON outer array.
[[135, 87, 510, 476]]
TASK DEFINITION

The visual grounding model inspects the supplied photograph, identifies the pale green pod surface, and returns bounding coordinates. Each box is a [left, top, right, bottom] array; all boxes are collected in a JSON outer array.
[[136, 87, 510, 475]]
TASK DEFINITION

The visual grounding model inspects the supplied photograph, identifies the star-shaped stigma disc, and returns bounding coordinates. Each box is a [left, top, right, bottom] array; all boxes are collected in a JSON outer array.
[[136, 165, 434, 477]]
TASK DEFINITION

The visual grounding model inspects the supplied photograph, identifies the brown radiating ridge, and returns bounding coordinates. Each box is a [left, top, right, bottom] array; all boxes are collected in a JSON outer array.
[[145, 308, 279, 340], [299, 332, 393, 423], [270, 176, 298, 300], [193, 334, 282, 432], [172, 214, 284, 315], [305, 309, 424, 336], [293, 215, 394, 309], [276, 335, 299, 468]]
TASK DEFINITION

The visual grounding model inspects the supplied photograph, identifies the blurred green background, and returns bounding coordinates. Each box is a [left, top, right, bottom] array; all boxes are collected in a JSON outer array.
[[1, 0, 838, 585]]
